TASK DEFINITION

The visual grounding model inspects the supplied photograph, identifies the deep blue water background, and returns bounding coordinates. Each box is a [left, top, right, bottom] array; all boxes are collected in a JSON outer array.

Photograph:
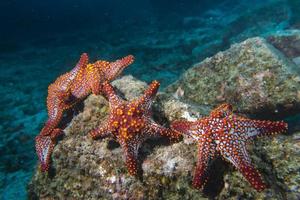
[[0, 0, 299, 199]]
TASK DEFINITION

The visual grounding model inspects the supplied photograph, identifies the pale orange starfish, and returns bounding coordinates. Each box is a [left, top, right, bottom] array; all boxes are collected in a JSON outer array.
[[35, 53, 134, 171]]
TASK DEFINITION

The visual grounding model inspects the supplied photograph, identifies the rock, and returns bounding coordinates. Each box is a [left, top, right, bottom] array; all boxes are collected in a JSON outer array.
[[267, 29, 300, 60], [166, 37, 300, 118], [28, 76, 300, 199], [111, 75, 148, 100]]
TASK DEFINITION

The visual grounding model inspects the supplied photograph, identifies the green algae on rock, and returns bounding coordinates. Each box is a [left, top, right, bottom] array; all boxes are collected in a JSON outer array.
[[166, 37, 300, 118], [28, 76, 299, 199]]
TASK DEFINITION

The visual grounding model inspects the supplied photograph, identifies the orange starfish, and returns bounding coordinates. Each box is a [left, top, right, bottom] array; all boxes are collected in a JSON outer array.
[[171, 104, 288, 191], [90, 81, 181, 176], [35, 53, 134, 171]]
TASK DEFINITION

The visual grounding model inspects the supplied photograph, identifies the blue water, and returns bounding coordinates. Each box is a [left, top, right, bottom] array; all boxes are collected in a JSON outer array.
[[0, 0, 299, 199]]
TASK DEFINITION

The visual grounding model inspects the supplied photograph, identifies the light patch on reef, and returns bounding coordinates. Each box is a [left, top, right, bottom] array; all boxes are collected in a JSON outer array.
[[97, 165, 107, 176], [181, 111, 197, 121], [163, 158, 177, 174], [173, 87, 184, 99], [107, 175, 117, 184]]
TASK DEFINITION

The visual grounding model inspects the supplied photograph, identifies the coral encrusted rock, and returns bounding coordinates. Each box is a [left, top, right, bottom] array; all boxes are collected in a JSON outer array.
[[28, 76, 299, 199], [166, 37, 300, 118]]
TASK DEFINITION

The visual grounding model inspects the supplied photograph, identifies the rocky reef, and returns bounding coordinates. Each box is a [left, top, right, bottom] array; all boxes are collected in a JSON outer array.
[[28, 75, 300, 199], [167, 36, 300, 118]]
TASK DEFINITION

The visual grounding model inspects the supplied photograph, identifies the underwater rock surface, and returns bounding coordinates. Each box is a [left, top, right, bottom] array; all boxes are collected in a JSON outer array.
[[28, 76, 300, 199], [267, 29, 300, 64], [167, 37, 300, 118]]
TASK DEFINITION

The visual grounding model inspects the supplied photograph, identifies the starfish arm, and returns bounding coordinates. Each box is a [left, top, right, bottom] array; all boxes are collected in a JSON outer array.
[[69, 53, 89, 80], [40, 107, 64, 136], [46, 91, 75, 134], [50, 128, 63, 139], [47, 53, 88, 101], [102, 82, 124, 109], [54, 53, 89, 98], [122, 142, 140, 176], [193, 139, 217, 189], [54, 91, 78, 110], [76, 53, 89, 68], [55, 90, 72, 103], [147, 120, 181, 141], [89, 122, 111, 139], [35, 135, 54, 172], [234, 117, 288, 139], [219, 140, 267, 191], [90, 78, 101, 95], [42, 101, 65, 136], [86, 61, 107, 95], [105, 55, 135, 81], [137, 80, 160, 112], [171, 119, 206, 140], [35, 128, 62, 172], [210, 103, 233, 118], [40, 120, 56, 136], [238, 162, 267, 192], [53, 53, 89, 94]]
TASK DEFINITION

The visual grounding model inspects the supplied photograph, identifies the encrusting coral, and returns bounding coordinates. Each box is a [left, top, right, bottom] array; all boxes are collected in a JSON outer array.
[[171, 103, 288, 191], [35, 53, 134, 171], [90, 81, 181, 176]]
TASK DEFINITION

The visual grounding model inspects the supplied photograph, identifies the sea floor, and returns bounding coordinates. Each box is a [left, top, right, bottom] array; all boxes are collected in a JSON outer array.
[[0, 0, 298, 199]]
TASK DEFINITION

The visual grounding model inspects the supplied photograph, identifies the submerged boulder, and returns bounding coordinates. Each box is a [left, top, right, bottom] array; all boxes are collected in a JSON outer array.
[[267, 29, 300, 65], [28, 76, 300, 199], [166, 37, 300, 118]]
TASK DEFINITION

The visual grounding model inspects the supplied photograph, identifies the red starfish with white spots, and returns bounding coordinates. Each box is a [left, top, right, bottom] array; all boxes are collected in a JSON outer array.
[[35, 53, 134, 171], [171, 103, 288, 191], [90, 81, 181, 176]]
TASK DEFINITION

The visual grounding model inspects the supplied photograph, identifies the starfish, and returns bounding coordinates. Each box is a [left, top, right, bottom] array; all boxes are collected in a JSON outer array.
[[89, 81, 181, 176], [171, 103, 288, 192], [35, 53, 134, 171]]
